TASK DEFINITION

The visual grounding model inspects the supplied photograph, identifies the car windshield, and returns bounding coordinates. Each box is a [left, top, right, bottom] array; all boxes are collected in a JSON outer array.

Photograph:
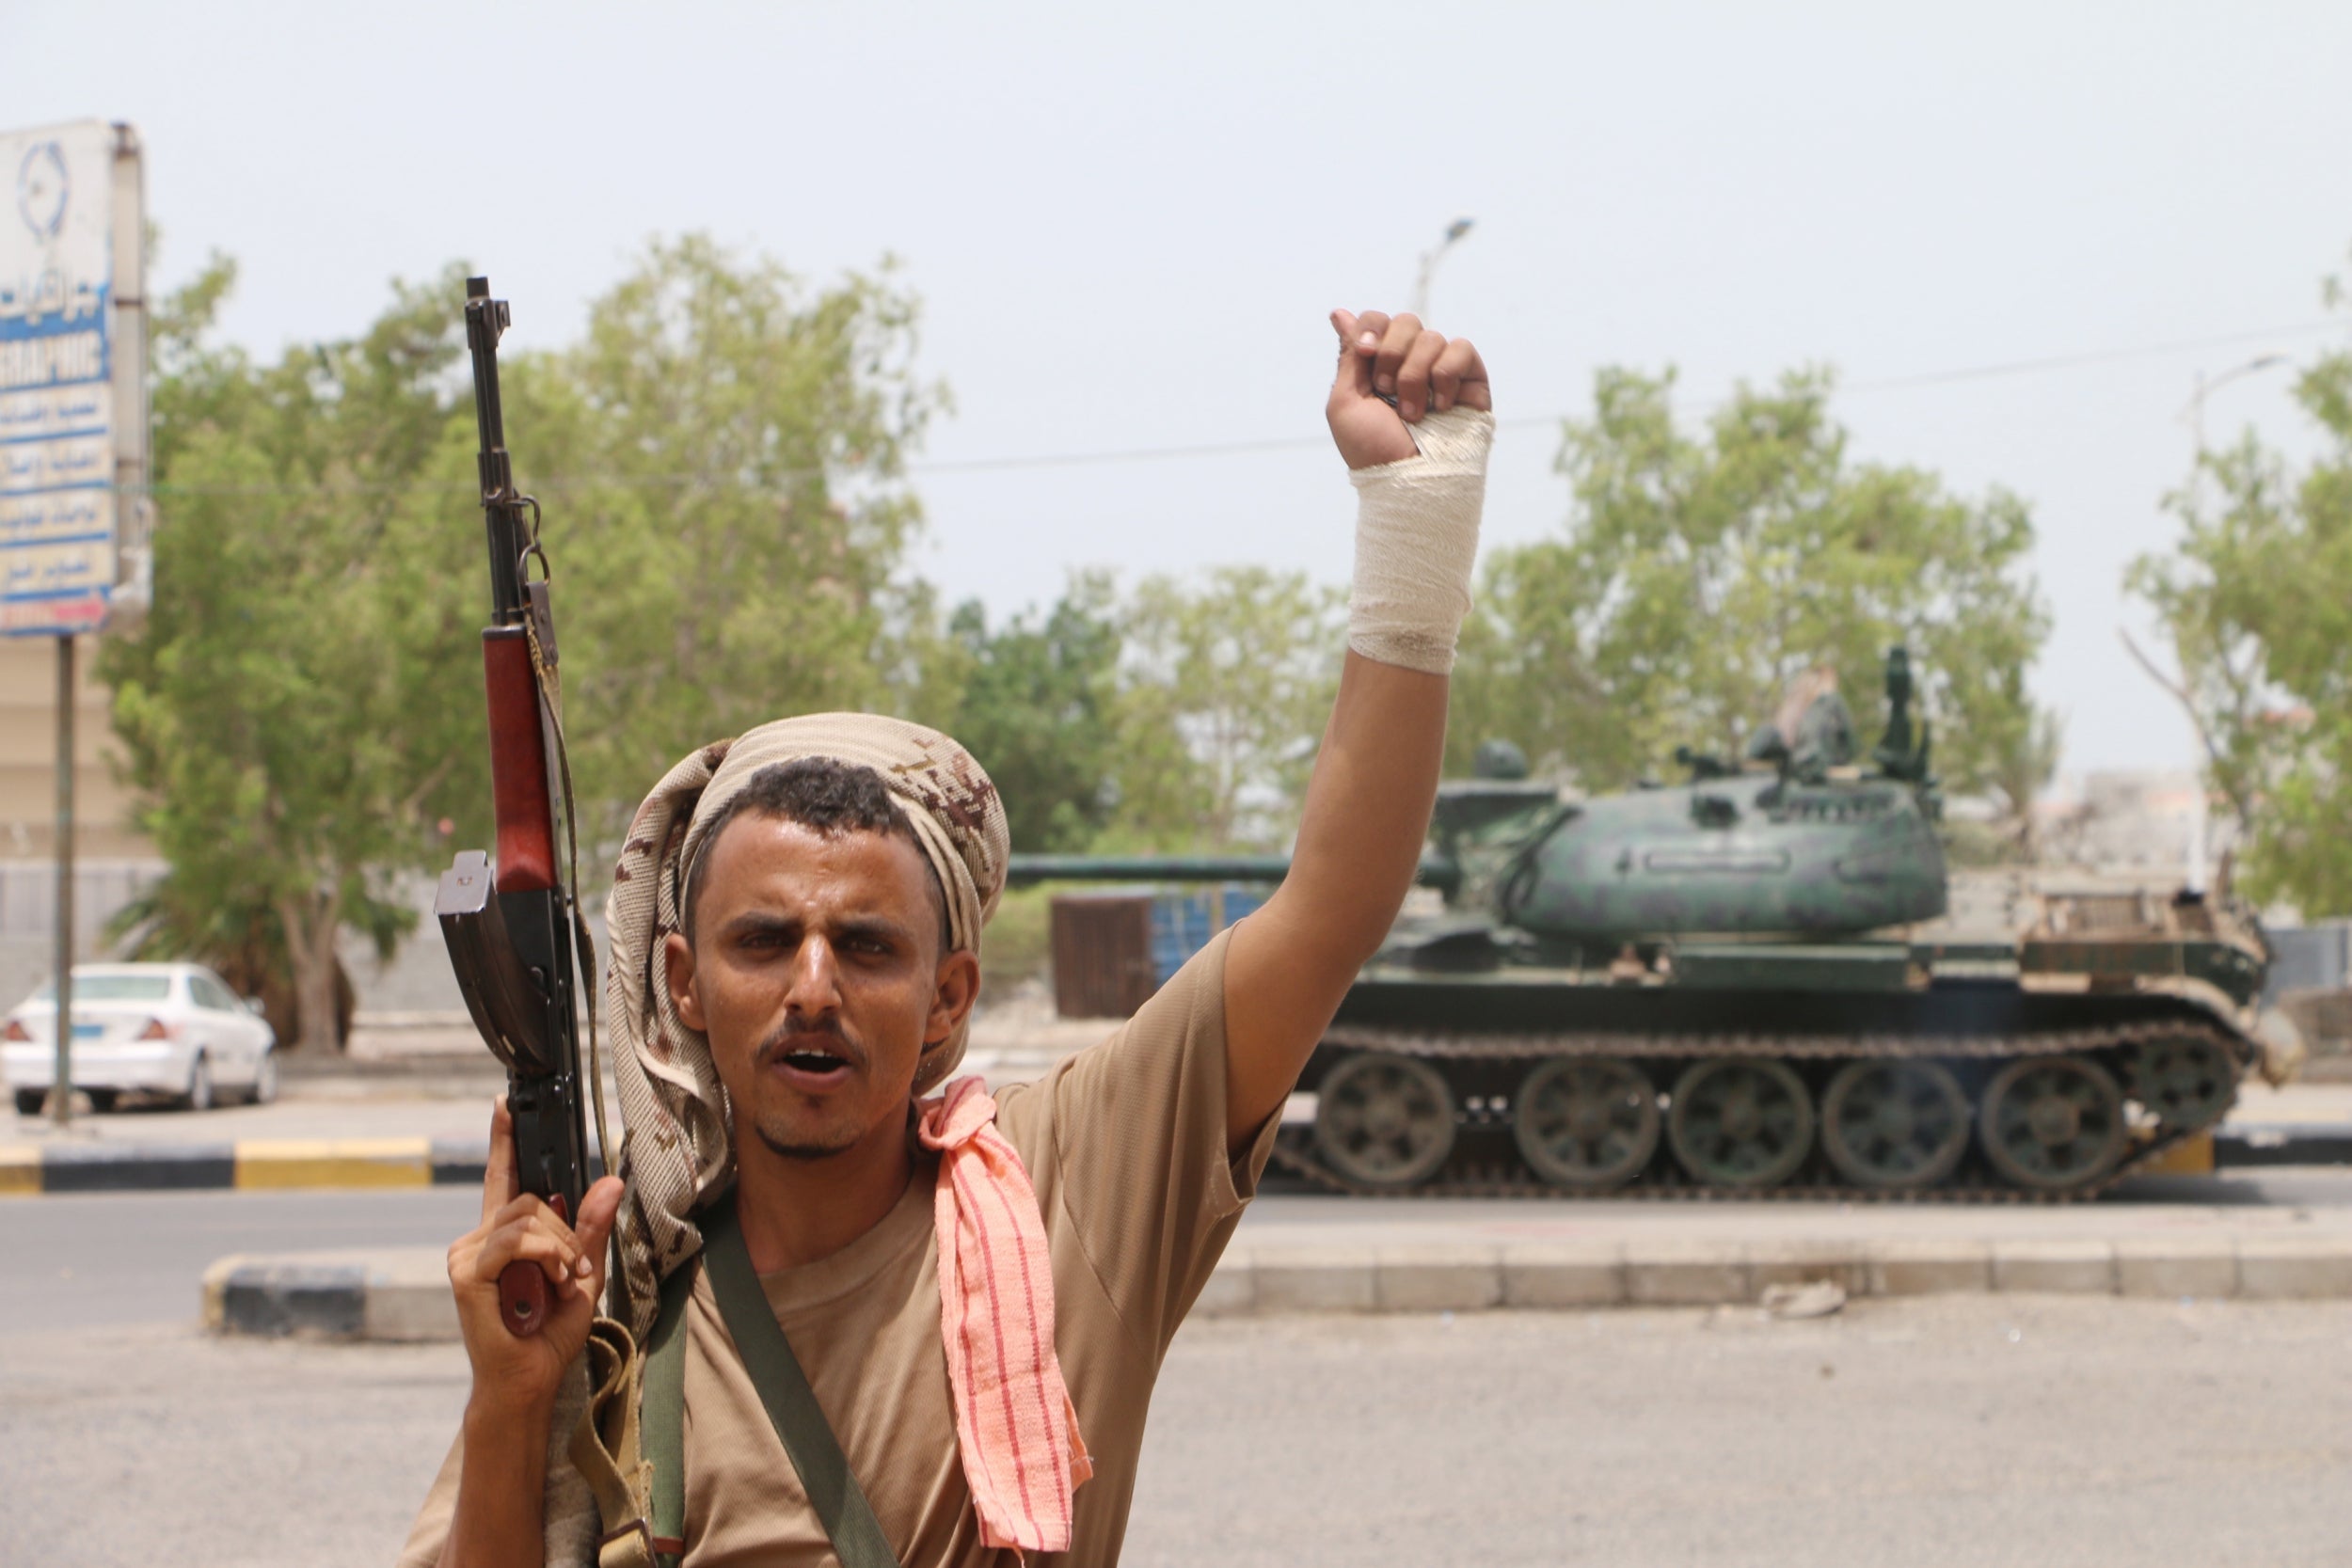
[[28, 974, 173, 1003]]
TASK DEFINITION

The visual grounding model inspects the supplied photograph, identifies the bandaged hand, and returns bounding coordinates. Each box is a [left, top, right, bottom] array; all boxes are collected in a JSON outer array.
[[1325, 309, 1495, 674]]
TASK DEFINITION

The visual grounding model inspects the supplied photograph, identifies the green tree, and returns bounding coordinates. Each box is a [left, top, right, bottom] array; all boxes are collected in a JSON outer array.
[[2126, 288, 2352, 911], [1453, 367, 2053, 799], [102, 259, 487, 1050], [502, 235, 946, 834], [1110, 566, 1343, 849], [936, 572, 1125, 852]]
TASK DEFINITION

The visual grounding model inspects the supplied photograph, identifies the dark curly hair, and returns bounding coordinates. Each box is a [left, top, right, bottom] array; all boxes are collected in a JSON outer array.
[[681, 757, 949, 950]]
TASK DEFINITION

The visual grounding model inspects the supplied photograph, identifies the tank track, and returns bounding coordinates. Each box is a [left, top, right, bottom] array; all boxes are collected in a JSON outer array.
[[1279, 1017, 2252, 1204]]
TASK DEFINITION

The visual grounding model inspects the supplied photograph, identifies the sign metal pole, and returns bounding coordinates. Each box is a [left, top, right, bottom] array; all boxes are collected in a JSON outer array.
[[51, 635, 73, 1126]]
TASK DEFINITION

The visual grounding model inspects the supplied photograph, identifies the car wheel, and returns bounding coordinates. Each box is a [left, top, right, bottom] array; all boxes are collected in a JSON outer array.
[[183, 1054, 215, 1113], [87, 1088, 119, 1114], [246, 1050, 278, 1106], [12, 1088, 41, 1116]]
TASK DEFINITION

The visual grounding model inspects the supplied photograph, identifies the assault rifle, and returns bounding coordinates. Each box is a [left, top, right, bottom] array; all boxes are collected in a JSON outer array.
[[436, 276, 605, 1338]]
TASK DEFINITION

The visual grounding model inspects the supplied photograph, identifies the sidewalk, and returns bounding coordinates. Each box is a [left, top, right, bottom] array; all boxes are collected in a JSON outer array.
[[201, 1176, 2352, 1340]]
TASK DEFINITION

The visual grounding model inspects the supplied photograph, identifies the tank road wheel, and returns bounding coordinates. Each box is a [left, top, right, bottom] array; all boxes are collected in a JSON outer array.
[[1513, 1057, 1661, 1190], [1979, 1055, 2127, 1193], [1313, 1052, 1457, 1190], [1666, 1058, 1815, 1191], [1820, 1059, 1971, 1190], [2128, 1035, 2237, 1129]]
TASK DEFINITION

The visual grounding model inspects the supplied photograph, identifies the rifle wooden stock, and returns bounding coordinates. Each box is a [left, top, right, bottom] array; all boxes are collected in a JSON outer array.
[[483, 628, 556, 893]]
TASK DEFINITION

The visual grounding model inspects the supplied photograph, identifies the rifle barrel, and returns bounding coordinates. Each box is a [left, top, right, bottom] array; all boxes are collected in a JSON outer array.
[[465, 275, 527, 623]]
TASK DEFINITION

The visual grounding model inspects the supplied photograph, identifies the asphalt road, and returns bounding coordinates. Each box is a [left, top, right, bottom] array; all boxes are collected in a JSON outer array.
[[2, 1296, 2344, 1567], [2, 1187, 479, 1335], [6, 1168, 2352, 1337]]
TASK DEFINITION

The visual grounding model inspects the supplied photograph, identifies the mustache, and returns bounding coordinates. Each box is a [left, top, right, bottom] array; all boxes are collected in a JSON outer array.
[[753, 1015, 870, 1072]]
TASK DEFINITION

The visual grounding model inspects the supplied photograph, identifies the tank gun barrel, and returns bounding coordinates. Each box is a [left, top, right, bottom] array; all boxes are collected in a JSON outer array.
[[1006, 852, 1455, 890]]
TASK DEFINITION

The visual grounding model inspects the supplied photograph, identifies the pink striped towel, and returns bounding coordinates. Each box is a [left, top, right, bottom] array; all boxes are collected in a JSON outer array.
[[916, 1076, 1094, 1556]]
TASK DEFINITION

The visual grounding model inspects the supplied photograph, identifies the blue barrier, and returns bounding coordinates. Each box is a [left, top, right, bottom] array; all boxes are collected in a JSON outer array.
[[1151, 886, 1265, 984]]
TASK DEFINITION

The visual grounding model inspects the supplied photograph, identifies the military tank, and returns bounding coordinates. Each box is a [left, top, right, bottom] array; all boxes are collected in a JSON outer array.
[[1012, 651, 2291, 1200]]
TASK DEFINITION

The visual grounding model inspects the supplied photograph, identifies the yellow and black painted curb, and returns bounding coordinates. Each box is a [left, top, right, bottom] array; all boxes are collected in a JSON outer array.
[[0, 1138, 504, 1196], [2, 1128, 2344, 1199]]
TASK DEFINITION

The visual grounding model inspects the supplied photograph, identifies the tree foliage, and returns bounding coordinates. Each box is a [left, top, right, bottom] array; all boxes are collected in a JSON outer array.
[[1110, 566, 1343, 850], [2127, 287, 2352, 913], [932, 571, 1125, 852], [1452, 367, 2054, 807], [913, 566, 1343, 854], [503, 236, 946, 835], [103, 258, 486, 1049]]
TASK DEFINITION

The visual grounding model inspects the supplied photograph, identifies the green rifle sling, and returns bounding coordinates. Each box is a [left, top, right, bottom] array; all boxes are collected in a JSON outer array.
[[641, 1257, 691, 1567], [640, 1192, 903, 1568]]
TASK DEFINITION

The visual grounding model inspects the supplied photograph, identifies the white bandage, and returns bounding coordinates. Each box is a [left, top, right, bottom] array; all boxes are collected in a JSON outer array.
[[1345, 405, 1494, 673]]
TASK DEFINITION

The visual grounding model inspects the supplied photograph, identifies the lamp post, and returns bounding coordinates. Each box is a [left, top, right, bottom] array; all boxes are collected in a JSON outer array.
[[1411, 216, 1475, 320], [2169, 352, 2288, 891], [2180, 355, 2289, 515], [2185, 354, 2288, 453]]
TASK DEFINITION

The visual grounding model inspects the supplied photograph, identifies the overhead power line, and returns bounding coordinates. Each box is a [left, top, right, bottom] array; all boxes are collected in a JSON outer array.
[[912, 318, 2343, 473], [130, 317, 2343, 499]]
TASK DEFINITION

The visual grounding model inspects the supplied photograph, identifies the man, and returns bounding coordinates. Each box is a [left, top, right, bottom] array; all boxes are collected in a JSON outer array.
[[401, 306, 1493, 1566]]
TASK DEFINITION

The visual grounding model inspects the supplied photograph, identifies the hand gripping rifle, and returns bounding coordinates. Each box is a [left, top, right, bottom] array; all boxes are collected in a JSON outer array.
[[436, 276, 611, 1338]]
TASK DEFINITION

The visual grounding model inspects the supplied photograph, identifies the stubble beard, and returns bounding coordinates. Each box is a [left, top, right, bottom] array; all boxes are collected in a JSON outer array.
[[755, 1122, 862, 1162]]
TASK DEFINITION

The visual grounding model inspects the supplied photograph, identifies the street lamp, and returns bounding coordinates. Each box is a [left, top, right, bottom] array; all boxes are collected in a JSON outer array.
[[2182, 353, 2289, 458], [2178, 354, 2290, 516], [1411, 216, 1475, 320]]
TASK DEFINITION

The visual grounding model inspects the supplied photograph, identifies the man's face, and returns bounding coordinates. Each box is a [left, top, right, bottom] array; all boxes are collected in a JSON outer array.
[[664, 815, 976, 1164]]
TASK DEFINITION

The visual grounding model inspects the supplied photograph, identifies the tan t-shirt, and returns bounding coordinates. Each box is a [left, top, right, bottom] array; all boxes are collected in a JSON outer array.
[[399, 927, 1276, 1567]]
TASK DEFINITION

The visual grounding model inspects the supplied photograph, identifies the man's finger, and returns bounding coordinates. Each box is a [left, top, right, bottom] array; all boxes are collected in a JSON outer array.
[[1351, 310, 1392, 358], [1431, 356, 1462, 413], [1430, 337, 1478, 412], [487, 1190, 577, 1239], [1328, 309, 1373, 399], [1373, 313, 1422, 397], [573, 1176, 626, 1297], [1395, 330, 1448, 421], [1434, 337, 1493, 413], [471, 1196, 591, 1292], [481, 1098, 519, 1227], [576, 1175, 625, 1251], [473, 1214, 585, 1292]]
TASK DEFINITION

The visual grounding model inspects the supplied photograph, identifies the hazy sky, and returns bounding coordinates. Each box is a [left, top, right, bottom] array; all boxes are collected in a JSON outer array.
[[11, 1, 2348, 777]]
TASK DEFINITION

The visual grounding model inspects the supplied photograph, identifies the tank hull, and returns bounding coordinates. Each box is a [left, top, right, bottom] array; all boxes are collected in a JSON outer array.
[[1288, 914, 2265, 1201]]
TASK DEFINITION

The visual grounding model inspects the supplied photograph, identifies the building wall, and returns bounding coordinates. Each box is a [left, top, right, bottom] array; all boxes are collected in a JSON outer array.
[[0, 637, 164, 1004], [0, 638, 151, 861], [2036, 768, 2234, 887]]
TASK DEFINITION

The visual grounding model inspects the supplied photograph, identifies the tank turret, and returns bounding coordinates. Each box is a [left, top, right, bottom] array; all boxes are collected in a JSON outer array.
[[1392, 649, 1947, 958]]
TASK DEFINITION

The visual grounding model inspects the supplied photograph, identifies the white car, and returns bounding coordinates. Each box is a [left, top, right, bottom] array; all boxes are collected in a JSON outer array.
[[3, 963, 278, 1115]]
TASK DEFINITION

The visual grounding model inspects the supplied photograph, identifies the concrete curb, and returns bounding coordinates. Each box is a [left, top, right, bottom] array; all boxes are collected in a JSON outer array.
[[203, 1249, 458, 1340], [2218, 1124, 2352, 1166], [207, 1229, 2352, 1341], [0, 1138, 577, 1196], [1193, 1231, 2352, 1319], [8, 1123, 2344, 1196]]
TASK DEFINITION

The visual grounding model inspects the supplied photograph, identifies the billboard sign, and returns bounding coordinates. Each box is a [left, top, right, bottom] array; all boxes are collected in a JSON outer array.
[[1, 121, 145, 637]]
